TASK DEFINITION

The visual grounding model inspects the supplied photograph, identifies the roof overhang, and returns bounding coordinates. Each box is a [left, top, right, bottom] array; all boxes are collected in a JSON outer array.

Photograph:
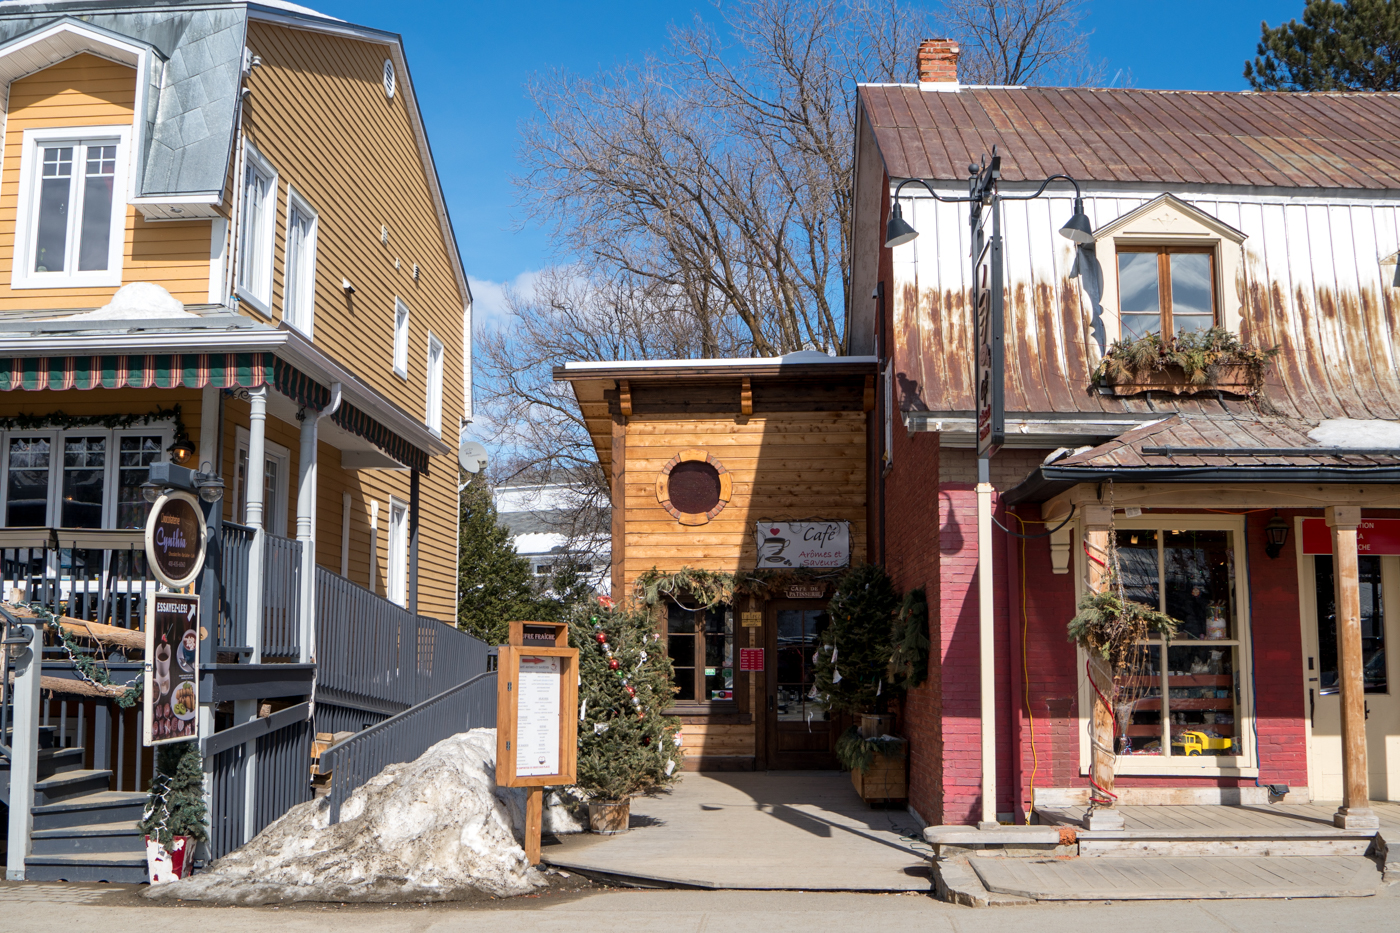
[[1005, 464, 1400, 507]]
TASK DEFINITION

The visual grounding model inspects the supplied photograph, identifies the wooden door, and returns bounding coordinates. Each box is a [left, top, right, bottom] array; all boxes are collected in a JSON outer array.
[[765, 599, 839, 769]]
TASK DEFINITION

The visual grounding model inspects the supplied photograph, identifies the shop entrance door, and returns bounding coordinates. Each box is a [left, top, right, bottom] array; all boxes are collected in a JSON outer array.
[[765, 600, 839, 768], [1301, 553, 1400, 802]]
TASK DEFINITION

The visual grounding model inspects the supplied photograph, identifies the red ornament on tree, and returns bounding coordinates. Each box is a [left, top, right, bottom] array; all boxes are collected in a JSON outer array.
[[624, 684, 636, 696], [608, 658, 619, 670], [595, 632, 607, 644]]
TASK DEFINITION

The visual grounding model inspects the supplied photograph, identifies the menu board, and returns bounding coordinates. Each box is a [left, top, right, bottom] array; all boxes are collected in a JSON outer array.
[[514, 655, 561, 777], [144, 593, 200, 746]]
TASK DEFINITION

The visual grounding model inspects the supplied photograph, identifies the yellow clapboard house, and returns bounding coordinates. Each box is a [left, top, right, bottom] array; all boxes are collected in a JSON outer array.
[[0, 2, 484, 881]]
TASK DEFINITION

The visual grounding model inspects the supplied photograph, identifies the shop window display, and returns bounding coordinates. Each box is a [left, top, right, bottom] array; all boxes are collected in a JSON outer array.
[[666, 600, 734, 705], [1114, 527, 1244, 758]]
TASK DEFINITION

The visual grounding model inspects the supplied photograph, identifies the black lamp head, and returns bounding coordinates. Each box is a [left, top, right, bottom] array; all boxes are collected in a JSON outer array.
[[884, 201, 919, 248], [1058, 197, 1095, 245], [1264, 511, 1289, 559], [168, 431, 196, 464]]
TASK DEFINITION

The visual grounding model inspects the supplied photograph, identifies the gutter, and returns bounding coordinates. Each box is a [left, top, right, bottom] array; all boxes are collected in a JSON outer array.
[[1004, 464, 1400, 506]]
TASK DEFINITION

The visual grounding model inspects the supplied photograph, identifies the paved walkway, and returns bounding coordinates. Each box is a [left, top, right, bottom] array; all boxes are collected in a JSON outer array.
[[544, 771, 929, 890]]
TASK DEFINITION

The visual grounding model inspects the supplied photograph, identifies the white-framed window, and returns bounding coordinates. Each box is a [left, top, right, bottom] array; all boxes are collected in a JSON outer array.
[[387, 497, 409, 606], [1076, 514, 1256, 776], [232, 427, 290, 536], [393, 298, 410, 378], [283, 187, 318, 336], [425, 332, 444, 436], [235, 140, 277, 314], [0, 427, 170, 529], [12, 126, 130, 289]]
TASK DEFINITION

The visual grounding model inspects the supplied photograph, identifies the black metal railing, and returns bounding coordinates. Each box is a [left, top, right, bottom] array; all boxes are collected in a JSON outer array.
[[320, 671, 497, 824]]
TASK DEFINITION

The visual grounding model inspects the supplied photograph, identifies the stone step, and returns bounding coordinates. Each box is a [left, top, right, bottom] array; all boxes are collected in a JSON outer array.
[[24, 851, 148, 884], [1076, 831, 1375, 858], [32, 790, 146, 830], [30, 821, 145, 857]]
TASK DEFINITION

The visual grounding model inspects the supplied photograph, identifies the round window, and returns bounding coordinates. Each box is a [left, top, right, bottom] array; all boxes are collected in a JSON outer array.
[[667, 460, 722, 514]]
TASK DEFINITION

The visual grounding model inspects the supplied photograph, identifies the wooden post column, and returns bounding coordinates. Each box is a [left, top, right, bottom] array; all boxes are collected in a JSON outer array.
[[610, 413, 627, 604], [1325, 506, 1380, 830], [1081, 505, 1123, 830]]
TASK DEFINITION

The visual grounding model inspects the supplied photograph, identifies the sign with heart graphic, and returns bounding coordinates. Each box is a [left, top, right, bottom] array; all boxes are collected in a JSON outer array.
[[753, 521, 849, 569]]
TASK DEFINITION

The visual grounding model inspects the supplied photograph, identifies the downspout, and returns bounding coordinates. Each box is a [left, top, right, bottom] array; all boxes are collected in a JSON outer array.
[[296, 383, 341, 669]]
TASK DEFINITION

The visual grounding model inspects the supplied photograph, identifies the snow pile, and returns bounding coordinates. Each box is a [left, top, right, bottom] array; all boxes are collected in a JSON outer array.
[[64, 282, 191, 320], [1308, 419, 1400, 449], [145, 729, 551, 905]]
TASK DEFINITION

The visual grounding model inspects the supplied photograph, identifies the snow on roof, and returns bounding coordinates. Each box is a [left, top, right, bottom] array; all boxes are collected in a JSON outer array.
[[561, 352, 877, 371], [1308, 419, 1400, 449]]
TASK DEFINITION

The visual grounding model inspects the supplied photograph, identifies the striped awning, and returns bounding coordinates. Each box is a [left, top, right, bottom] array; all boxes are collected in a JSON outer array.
[[332, 400, 429, 474], [0, 353, 274, 392], [0, 352, 428, 474]]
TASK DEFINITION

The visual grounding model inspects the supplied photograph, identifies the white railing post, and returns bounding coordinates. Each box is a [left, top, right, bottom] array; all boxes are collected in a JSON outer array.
[[5, 622, 41, 881], [296, 411, 317, 664], [245, 387, 267, 664]]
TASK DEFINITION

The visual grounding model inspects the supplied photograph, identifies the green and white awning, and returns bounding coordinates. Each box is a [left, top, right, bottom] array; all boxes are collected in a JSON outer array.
[[0, 353, 274, 392]]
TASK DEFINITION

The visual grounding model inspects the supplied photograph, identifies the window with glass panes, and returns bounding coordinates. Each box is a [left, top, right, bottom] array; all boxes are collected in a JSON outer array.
[[1117, 247, 1216, 341], [5, 436, 52, 526], [31, 140, 118, 277], [1313, 555, 1387, 694], [116, 436, 164, 529], [665, 601, 735, 705], [1112, 525, 1247, 760], [2, 431, 170, 530], [60, 436, 105, 528], [775, 607, 829, 724]]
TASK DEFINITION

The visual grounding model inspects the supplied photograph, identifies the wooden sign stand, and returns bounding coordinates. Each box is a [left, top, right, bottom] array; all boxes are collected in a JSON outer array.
[[496, 621, 578, 866]]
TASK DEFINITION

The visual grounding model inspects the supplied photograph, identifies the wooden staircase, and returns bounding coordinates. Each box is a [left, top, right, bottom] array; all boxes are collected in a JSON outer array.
[[2, 725, 147, 883]]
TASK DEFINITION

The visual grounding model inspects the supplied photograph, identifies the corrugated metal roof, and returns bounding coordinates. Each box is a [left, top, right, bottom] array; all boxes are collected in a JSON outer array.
[[859, 85, 1400, 189]]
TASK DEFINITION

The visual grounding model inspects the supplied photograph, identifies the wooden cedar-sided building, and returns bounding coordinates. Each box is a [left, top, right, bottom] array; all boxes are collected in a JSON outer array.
[[849, 40, 1400, 831], [0, 1, 477, 880], [557, 354, 874, 769]]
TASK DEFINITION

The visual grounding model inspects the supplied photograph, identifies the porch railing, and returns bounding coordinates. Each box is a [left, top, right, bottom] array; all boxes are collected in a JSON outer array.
[[260, 532, 302, 659], [320, 671, 497, 824], [314, 567, 490, 713], [0, 528, 153, 633], [217, 521, 254, 652]]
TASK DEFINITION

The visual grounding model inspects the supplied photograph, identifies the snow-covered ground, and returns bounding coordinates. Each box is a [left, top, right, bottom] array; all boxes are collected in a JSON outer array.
[[146, 729, 578, 905]]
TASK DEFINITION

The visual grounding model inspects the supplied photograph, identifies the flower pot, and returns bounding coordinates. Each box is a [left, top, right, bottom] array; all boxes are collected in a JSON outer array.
[[145, 834, 192, 884], [1100, 363, 1255, 397], [588, 798, 630, 834]]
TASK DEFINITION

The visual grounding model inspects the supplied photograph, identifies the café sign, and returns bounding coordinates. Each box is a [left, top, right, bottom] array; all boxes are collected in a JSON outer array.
[[145, 491, 207, 588], [754, 521, 849, 569]]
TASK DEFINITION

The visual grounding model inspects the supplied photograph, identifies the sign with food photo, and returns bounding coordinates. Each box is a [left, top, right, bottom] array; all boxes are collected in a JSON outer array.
[[143, 593, 200, 746]]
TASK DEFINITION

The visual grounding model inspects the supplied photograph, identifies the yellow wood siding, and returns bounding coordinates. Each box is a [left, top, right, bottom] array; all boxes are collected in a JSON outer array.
[[0, 54, 213, 310], [239, 24, 465, 621], [620, 412, 868, 598]]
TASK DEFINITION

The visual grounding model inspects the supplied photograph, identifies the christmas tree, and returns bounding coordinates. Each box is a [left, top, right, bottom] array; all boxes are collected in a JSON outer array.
[[139, 741, 208, 848], [812, 563, 900, 715], [569, 603, 682, 801]]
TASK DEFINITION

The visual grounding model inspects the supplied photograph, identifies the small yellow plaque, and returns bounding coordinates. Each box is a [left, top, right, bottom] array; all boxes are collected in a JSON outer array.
[[740, 612, 762, 628]]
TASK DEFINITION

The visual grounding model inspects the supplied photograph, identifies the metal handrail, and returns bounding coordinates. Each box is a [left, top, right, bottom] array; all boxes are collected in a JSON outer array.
[[320, 670, 497, 824]]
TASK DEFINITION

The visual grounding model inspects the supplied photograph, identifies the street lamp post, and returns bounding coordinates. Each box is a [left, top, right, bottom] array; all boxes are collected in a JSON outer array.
[[886, 149, 1092, 828]]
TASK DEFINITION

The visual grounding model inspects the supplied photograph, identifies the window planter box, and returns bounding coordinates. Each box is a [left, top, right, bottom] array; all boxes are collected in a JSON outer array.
[[1099, 363, 1255, 397], [850, 736, 907, 805]]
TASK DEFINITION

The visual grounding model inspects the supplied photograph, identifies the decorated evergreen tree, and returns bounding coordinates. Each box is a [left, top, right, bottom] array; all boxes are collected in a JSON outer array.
[[812, 563, 900, 715], [139, 741, 208, 848], [569, 603, 682, 801], [457, 472, 542, 644]]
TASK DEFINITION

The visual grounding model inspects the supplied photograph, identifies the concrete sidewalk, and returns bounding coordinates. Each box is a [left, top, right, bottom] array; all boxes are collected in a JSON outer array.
[[2, 885, 1399, 932], [544, 771, 929, 890]]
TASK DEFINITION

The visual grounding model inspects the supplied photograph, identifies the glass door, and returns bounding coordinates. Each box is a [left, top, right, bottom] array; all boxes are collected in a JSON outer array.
[[766, 600, 838, 768]]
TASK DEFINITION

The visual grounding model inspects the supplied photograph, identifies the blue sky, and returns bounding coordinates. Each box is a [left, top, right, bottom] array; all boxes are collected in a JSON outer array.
[[313, 1, 1305, 324]]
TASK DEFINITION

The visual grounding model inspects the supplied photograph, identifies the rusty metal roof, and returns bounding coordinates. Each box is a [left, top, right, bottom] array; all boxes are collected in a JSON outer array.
[[859, 85, 1400, 189]]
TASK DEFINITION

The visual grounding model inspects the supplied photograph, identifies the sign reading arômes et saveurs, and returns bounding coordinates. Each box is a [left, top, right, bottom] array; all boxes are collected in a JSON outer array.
[[144, 491, 207, 589], [753, 521, 850, 569]]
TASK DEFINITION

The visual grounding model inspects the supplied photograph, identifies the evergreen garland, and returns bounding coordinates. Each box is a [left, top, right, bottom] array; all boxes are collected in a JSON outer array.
[[835, 725, 906, 774], [0, 404, 183, 434], [634, 565, 846, 611], [16, 601, 142, 707], [569, 604, 682, 801], [886, 587, 929, 692], [140, 741, 208, 847], [811, 564, 899, 716]]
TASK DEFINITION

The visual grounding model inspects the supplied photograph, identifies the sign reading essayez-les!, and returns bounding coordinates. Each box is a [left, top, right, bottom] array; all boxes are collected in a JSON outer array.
[[1301, 518, 1400, 555], [754, 521, 850, 568], [143, 592, 199, 746], [145, 491, 207, 588]]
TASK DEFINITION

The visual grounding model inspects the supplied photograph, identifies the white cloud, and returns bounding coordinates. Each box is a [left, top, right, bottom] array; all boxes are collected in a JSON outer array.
[[468, 269, 543, 333]]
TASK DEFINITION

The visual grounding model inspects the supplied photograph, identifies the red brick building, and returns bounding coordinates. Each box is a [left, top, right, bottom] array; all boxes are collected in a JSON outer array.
[[850, 41, 1400, 829]]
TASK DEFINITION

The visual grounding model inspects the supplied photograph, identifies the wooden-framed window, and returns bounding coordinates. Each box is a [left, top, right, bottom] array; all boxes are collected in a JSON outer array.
[[235, 140, 277, 314], [1108, 521, 1252, 766], [1117, 246, 1216, 341], [665, 600, 735, 708]]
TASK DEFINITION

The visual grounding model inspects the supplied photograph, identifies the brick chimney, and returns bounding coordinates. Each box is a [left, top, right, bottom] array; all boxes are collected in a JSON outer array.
[[918, 38, 960, 88]]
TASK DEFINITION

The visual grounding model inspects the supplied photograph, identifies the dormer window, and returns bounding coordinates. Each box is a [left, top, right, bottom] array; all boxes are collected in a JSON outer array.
[[12, 126, 129, 289], [1117, 247, 1216, 340]]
